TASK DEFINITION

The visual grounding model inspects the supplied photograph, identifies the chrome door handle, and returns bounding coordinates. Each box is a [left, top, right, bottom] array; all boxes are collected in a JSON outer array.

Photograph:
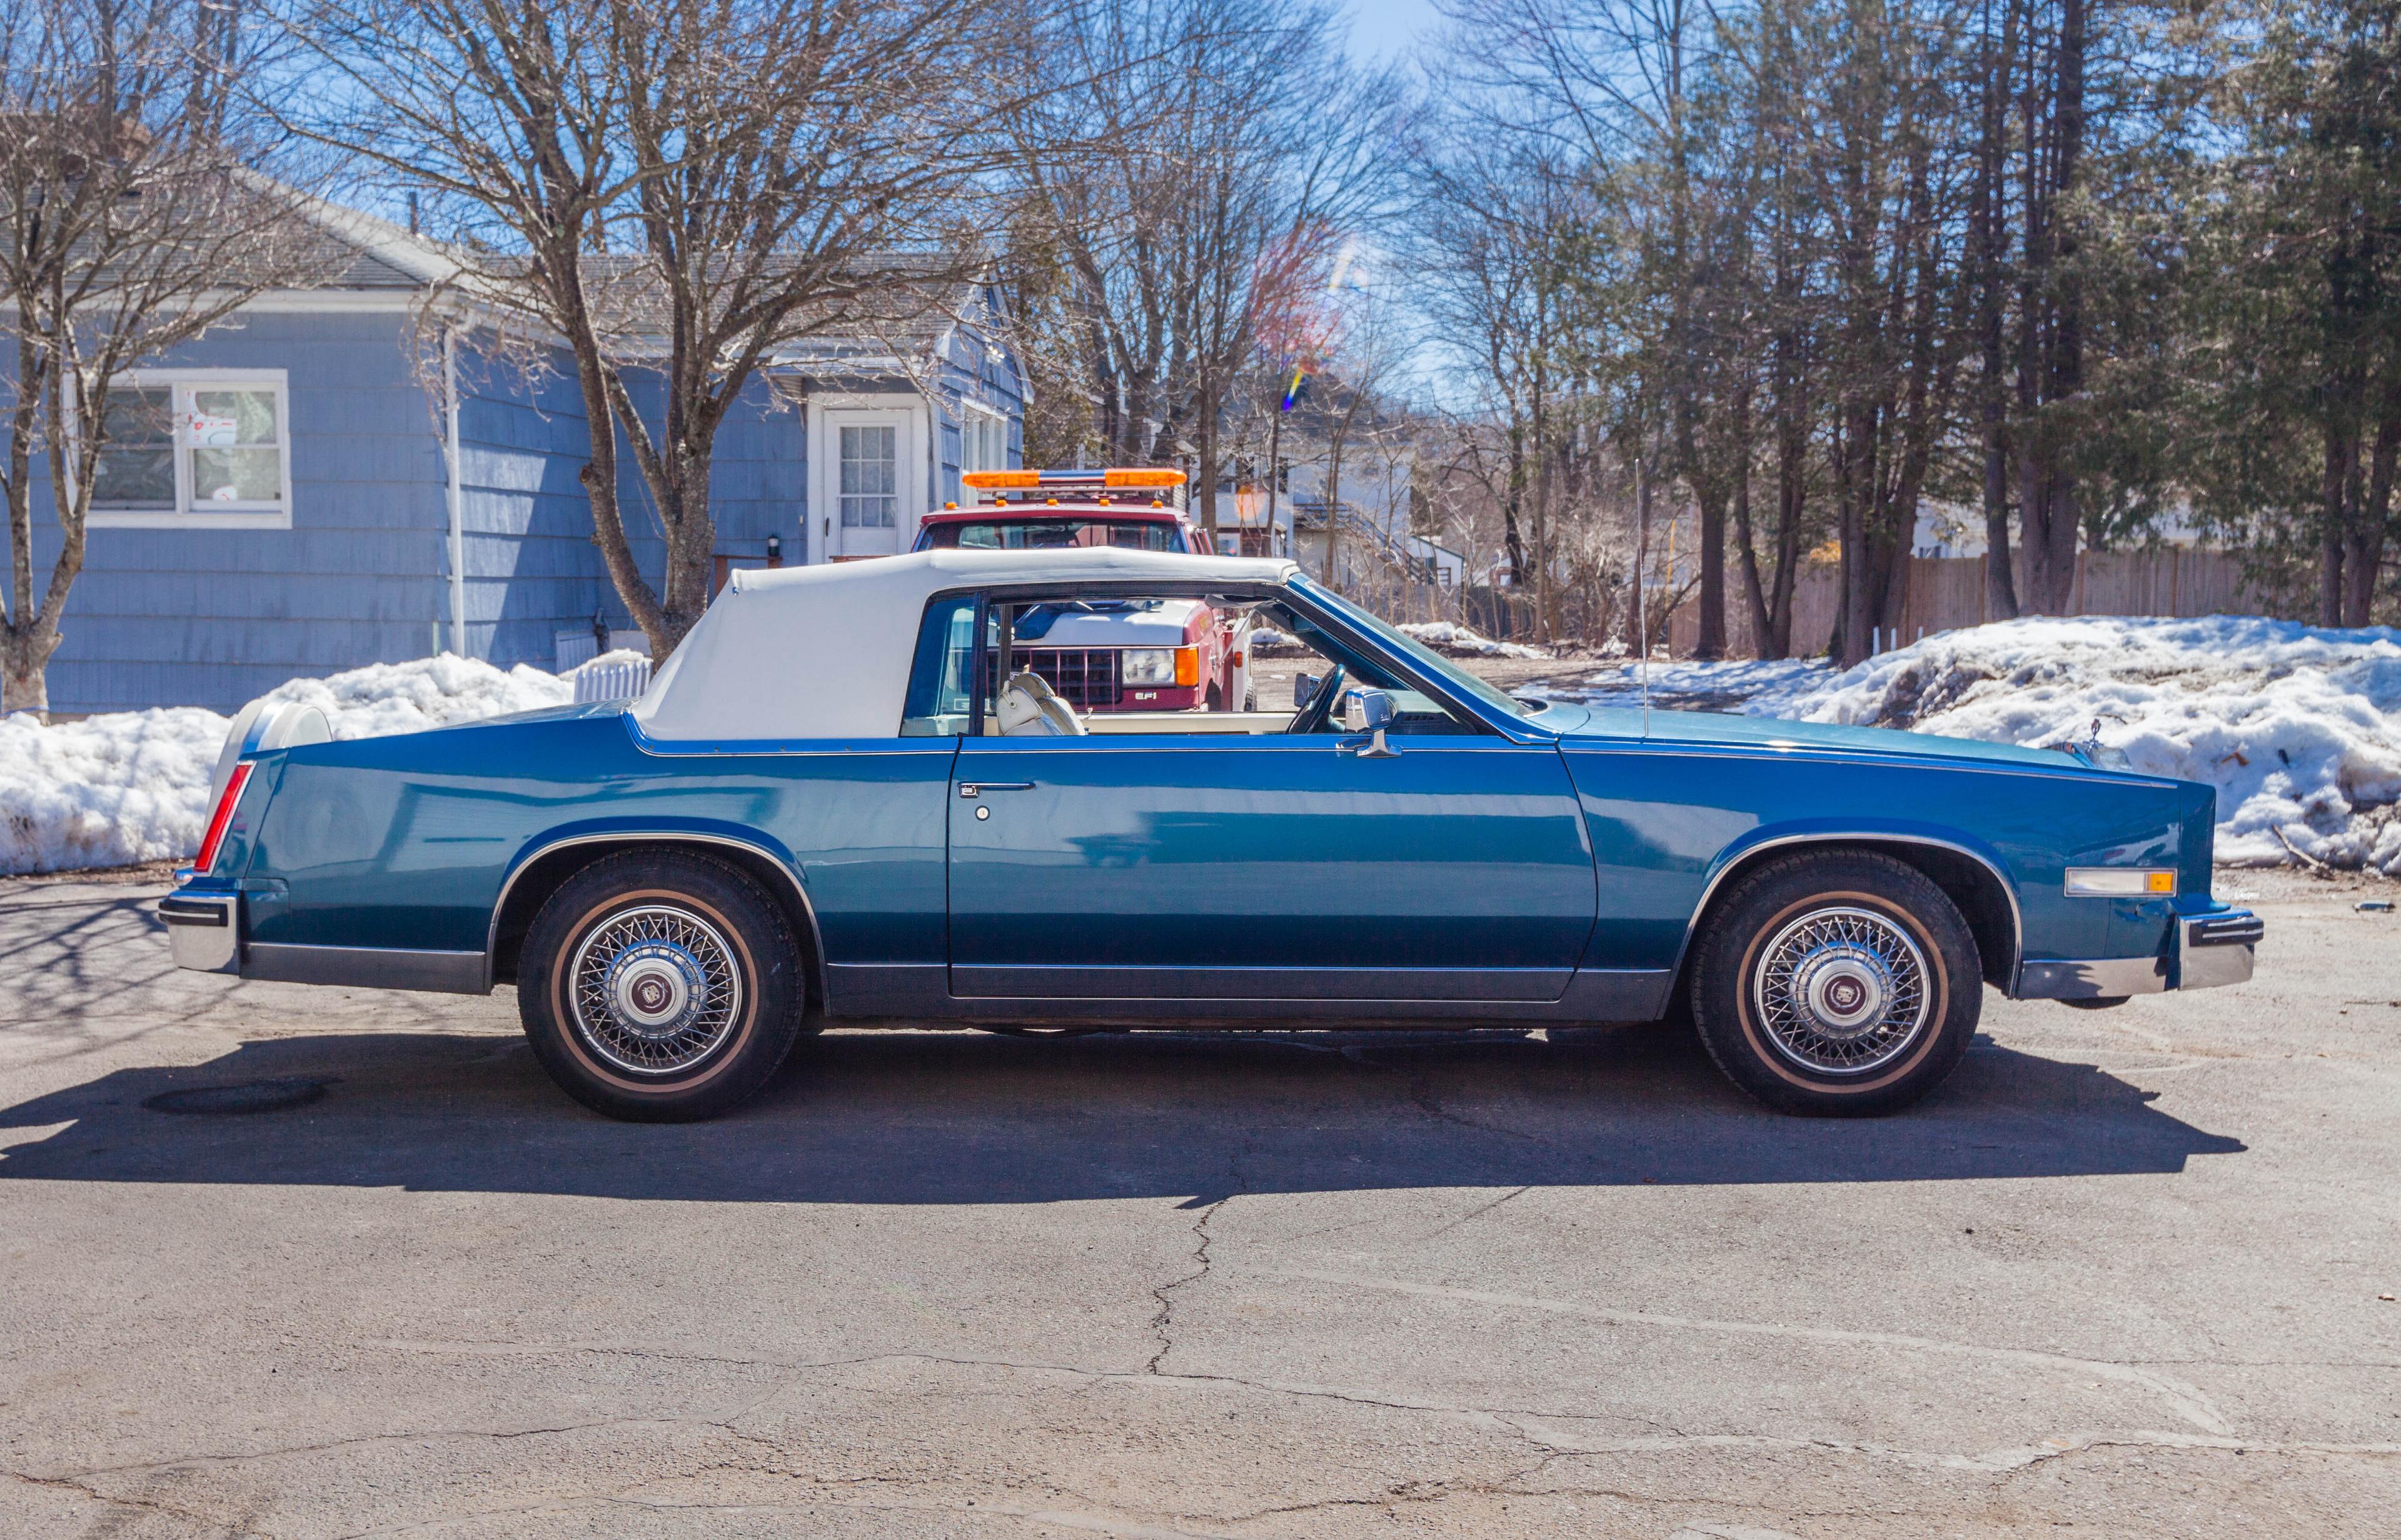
[[959, 782, 1035, 798]]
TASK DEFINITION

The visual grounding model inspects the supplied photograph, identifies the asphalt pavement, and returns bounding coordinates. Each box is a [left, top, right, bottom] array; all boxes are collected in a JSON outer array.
[[0, 868, 2394, 1537]]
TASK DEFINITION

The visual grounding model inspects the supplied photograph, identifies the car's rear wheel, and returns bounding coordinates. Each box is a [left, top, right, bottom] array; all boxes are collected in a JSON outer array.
[[1689, 852, 1979, 1116], [518, 850, 805, 1121]]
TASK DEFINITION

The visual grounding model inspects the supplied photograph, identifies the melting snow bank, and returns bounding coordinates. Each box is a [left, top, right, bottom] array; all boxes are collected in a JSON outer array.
[[1546, 657, 1831, 714], [0, 657, 570, 875], [252, 654, 572, 740], [1778, 616, 2401, 873], [1396, 621, 1553, 660], [0, 708, 231, 874], [1541, 615, 2401, 875]]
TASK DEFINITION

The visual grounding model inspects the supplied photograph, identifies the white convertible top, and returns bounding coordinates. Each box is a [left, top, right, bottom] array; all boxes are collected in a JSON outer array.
[[627, 546, 1299, 742]]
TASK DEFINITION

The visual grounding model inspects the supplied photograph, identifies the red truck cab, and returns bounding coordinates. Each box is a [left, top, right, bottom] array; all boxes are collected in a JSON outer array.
[[914, 468, 1252, 713]]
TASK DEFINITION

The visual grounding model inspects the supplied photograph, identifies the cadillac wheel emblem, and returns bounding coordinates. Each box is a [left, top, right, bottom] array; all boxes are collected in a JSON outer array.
[[1751, 905, 1933, 1075], [567, 904, 745, 1076]]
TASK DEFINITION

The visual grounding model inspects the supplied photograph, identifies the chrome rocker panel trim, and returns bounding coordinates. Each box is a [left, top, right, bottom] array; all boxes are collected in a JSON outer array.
[[246, 943, 488, 994], [2015, 908, 2260, 1000], [826, 961, 1674, 1025]]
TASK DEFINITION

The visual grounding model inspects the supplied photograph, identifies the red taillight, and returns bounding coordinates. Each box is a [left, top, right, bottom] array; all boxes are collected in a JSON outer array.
[[194, 762, 253, 873]]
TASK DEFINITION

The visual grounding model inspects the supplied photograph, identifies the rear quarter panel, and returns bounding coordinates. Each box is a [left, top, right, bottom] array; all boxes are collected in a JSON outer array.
[[240, 712, 954, 967]]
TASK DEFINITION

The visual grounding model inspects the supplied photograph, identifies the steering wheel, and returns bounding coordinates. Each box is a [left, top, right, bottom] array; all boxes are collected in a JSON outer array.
[[1286, 663, 1347, 734]]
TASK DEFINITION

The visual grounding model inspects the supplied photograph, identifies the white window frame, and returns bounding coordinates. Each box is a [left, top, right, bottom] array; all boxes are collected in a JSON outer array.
[[84, 368, 294, 530], [958, 400, 1008, 503]]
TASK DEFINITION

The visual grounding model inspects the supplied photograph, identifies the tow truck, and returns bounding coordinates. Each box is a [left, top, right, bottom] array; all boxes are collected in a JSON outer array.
[[912, 468, 1255, 713]]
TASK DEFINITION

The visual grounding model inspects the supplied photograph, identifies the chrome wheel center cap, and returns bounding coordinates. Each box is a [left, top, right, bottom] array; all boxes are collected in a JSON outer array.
[[605, 942, 706, 1035], [1792, 946, 1892, 1039]]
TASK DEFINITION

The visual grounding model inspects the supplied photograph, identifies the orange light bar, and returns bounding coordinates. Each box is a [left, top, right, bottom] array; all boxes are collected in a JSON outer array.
[[1104, 468, 1187, 489], [962, 470, 1041, 490]]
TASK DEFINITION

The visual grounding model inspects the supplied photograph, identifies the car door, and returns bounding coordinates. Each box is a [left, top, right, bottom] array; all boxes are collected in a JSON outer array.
[[947, 730, 1598, 1002]]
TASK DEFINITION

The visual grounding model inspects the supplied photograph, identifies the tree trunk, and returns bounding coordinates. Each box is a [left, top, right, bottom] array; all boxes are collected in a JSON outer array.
[[1694, 478, 1728, 659], [1628, 458, 1652, 658], [2322, 422, 2355, 628], [1974, 0, 2019, 622], [1730, 386, 1774, 659], [0, 623, 56, 716], [2348, 413, 2398, 627], [1323, 440, 1344, 586], [1197, 383, 1221, 546]]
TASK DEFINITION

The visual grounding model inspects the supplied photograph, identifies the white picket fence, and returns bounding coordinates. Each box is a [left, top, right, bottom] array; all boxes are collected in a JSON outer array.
[[570, 655, 654, 703]]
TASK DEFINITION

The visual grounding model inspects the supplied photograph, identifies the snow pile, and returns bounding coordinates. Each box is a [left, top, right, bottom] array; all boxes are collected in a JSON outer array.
[[1551, 657, 1830, 713], [1773, 617, 2401, 874], [1397, 620, 1553, 661], [1, 655, 575, 875], [254, 654, 570, 741], [0, 708, 231, 873]]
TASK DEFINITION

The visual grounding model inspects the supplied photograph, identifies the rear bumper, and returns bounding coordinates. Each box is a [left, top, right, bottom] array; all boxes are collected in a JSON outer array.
[[2016, 908, 2262, 1000], [159, 890, 239, 974], [159, 889, 486, 993]]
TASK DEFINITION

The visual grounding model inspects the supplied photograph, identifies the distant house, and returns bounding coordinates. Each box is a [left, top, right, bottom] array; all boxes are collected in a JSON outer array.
[[21, 198, 1025, 714]]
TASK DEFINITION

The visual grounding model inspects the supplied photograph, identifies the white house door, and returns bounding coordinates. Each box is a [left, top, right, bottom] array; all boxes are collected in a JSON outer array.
[[814, 406, 922, 560]]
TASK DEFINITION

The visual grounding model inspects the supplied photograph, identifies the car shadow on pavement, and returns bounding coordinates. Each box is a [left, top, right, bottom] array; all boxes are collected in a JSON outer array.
[[0, 1022, 2245, 1203]]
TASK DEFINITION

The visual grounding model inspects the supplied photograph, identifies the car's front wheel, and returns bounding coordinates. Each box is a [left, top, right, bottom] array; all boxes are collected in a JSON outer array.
[[1689, 852, 1980, 1116], [518, 850, 805, 1121]]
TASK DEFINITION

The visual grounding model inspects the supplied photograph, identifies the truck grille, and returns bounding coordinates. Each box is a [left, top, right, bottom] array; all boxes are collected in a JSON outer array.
[[990, 648, 1122, 708]]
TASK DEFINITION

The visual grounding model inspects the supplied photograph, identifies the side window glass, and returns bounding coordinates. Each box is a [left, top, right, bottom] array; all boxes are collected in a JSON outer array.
[[954, 591, 1480, 740], [900, 594, 979, 735], [1259, 603, 1474, 736]]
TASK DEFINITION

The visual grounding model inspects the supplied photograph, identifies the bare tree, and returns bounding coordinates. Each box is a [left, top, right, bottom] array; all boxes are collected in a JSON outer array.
[[1006, 0, 1395, 537], [0, 0, 336, 713], [280, 0, 1044, 658]]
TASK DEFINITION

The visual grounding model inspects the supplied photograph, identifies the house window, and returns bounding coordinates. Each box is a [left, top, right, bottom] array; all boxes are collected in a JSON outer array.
[[839, 424, 897, 528], [88, 370, 291, 528], [959, 406, 1006, 501]]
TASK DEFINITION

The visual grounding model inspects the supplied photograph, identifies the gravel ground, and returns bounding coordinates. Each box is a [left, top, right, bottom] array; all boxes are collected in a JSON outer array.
[[0, 861, 2394, 1537]]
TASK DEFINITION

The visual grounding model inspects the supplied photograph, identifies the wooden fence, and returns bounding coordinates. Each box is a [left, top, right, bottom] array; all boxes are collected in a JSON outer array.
[[1666, 548, 2265, 659]]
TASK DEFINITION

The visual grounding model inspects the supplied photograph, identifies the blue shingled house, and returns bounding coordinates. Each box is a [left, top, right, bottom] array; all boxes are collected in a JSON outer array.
[[27, 199, 1025, 714]]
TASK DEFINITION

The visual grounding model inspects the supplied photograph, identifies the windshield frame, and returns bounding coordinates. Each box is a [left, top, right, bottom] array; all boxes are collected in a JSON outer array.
[[1286, 574, 1539, 726]]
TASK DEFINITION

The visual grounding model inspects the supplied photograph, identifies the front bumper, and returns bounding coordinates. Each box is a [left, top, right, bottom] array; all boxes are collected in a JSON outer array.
[[2016, 908, 2263, 1000]]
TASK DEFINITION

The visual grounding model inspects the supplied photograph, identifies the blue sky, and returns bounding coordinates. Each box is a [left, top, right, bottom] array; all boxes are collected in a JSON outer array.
[[1345, 0, 1446, 61]]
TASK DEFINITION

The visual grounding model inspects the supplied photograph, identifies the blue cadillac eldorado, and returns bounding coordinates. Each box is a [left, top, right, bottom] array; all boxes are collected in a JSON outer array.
[[161, 548, 2260, 1122]]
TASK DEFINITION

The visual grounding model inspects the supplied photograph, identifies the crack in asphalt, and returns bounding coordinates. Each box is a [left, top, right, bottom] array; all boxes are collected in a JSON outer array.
[[1146, 1196, 1231, 1376], [6, 1464, 271, 1537], [1414, 1184, 1533, 1243]]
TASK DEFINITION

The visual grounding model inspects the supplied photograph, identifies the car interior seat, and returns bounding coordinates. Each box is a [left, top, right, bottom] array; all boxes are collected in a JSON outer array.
[[998, 670, 1086, 736]]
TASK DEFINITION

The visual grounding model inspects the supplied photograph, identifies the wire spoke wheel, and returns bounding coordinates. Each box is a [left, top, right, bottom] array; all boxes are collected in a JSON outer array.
[[1750, 904, 1931, 1076], [567, 903, 745, 1077]]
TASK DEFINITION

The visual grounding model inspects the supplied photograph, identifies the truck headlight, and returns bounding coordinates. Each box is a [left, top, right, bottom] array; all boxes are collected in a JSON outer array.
[[1120, 648, 1176, 685], [2063, 868, 2176, 897]]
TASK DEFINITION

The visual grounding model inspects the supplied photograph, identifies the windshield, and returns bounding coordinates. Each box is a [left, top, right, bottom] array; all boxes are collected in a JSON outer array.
[[1288, 574, 1537, 722], [920, 518, 1184, 551]]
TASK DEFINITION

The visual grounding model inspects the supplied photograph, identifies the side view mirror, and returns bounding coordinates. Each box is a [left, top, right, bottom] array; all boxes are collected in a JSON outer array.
[[1337, 688, 1399, 758], [1339, 688, 1395, 732], [1295, 670, 1321, 712]]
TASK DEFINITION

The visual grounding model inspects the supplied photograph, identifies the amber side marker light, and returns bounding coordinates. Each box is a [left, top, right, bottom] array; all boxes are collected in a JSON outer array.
[[2063, 868, 2176, 897], [194, 762, 253, 873]]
